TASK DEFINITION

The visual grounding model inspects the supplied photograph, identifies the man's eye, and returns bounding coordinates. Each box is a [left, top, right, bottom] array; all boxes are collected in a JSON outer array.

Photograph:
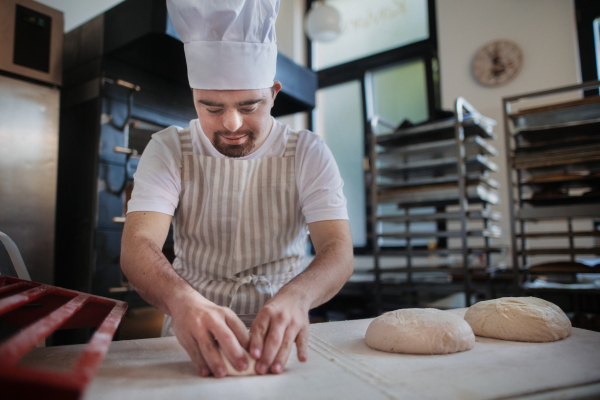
[[207, 109, 221, 114], [241, 108, 256, 113]]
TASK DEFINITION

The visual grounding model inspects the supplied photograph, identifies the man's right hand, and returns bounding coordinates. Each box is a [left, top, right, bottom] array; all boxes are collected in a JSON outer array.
[[121, 212, 250, 378], [168, 292, 250, 378]]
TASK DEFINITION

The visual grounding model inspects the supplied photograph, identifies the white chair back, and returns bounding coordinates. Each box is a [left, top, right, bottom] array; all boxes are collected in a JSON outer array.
[[0, 231, 31, 280]]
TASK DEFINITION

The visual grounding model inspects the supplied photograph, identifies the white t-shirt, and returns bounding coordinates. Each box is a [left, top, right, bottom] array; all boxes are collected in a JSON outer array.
[[127, 117, 348, 224]]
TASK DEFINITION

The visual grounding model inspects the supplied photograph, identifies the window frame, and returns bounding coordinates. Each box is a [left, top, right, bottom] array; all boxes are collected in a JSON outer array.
[[306, 0, 440, 255], [575, 0, 600, 96]]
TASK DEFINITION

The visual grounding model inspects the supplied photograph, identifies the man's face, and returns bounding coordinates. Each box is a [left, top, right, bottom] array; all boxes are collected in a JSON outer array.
[[193, 82, 281, 158]]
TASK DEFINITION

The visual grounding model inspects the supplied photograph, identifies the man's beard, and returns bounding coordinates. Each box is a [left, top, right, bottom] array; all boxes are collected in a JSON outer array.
[[211, 130, 257, 158]]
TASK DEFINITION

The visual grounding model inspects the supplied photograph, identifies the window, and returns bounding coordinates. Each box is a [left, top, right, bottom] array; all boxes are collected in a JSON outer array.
[[312, 0, 429, 70], [309, 0, 439, 253], [369, 59, 429, 128], [316, 81, 366, 247]]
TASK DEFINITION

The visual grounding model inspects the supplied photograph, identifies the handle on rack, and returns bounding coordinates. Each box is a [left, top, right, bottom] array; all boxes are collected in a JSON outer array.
[[108, 286, 133, 293], [112, 216, 127, 224], [113, 146, 138, 156], [102, 77, 141, 92]]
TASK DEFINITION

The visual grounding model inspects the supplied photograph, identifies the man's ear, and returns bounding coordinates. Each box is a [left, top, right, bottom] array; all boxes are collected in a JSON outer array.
[[271, 81, 282, 104]]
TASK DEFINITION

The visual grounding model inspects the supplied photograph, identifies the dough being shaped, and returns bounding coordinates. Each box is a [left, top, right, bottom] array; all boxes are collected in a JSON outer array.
[[219, 347, 257, 376], [464, 297, 572, 342], [365, 308, 475, 355]]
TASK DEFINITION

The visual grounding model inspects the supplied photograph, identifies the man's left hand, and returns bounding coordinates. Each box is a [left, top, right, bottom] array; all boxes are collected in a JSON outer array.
[[248, 293, 309, 374]]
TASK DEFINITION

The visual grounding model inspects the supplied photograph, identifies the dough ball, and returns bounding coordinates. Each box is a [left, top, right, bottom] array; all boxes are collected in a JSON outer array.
[[464, 297, 572, 342], [365, 308, 475, 355], [219, 347, 256, 376]]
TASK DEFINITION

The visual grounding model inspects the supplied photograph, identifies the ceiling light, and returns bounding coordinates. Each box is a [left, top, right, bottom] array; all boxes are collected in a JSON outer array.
[[304, 1, 342, 43]]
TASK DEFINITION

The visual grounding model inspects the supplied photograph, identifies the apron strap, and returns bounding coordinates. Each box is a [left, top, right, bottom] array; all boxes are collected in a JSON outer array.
[[177, 127, 193, 156], [283, 133, 298, 157], [229, 275, 275, 309]]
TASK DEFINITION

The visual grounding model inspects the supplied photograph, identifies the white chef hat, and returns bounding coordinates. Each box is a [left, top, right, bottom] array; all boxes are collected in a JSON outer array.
[[166, 0, 280, 90]]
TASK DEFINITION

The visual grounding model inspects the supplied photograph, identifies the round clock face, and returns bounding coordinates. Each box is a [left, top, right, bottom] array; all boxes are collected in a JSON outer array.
[[472, 40, 523, 87]]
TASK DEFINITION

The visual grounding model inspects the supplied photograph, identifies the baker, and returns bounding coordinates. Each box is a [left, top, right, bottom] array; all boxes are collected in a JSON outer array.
[[120, 0, 353, 378]]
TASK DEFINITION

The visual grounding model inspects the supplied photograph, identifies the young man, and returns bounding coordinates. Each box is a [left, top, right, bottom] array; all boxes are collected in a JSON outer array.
[[120, 0, 353, 378]]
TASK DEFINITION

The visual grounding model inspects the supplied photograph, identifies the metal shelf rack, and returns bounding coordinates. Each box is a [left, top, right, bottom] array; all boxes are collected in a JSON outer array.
[[503, 81, 600, 293], [370, 98, 505, 312]]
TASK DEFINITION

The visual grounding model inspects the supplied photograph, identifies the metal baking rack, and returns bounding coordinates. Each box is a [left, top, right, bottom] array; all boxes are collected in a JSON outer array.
[[369, 98, 505, 312], [503, 81, 600, 293], [0, 276, 127, 399]]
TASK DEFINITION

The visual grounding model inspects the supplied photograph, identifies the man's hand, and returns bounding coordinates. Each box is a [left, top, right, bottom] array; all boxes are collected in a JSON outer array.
[[169, 292, 251, 378], [121, 211, 252, 378], [248, 293, 310, 374], [248, 219, 354, 375]]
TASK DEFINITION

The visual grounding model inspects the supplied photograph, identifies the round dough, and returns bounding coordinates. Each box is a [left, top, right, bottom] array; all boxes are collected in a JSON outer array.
[[365, 308, 475, 355], [219, 347, 257, 376], [464, 297, 572, 342]]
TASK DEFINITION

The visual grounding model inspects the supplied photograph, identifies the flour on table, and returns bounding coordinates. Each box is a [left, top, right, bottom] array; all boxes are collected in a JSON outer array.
[[464, 297, 572, 342], [365, 309, 475, 355]]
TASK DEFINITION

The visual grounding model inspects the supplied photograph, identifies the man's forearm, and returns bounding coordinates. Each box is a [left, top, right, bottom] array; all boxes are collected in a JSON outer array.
[[277, 237, 354, 310], [121, 231, 197, 316]]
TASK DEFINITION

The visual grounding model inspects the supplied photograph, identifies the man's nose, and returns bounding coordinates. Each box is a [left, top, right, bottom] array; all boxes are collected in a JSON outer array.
[[222, 110, 242, 132]]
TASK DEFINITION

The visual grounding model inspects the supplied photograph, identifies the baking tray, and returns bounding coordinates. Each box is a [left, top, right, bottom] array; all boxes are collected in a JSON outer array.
[[377, 226, 502, 239], [510, 97, 600, 132], [377, 209, 502, 223], [513, 143, 600, 169], [521, 191, 600, 207], [517, 231, 600, 238], [520, 175, 600, 190], [378, 183, 501, 206], [378, 172, 500, 191], [375, 266, 490, 275], [379, 154, 498, 177], [378, 246, 505, 256], [376, 115, 497, 148], [523, 261, 597, 273], [518, 247, 600, 256], [514, 124, 600, 151], [518, 203, 600, 219], [378, 135, 498, 157]]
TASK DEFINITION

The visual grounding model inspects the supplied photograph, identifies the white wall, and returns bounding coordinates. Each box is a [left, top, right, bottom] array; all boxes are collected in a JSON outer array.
[[435, 0, 582, 260], [35, 0, 125, 32]]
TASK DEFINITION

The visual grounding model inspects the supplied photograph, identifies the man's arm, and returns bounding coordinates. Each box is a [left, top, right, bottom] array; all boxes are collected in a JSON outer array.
[[121, 211, 250, 378], [248, 219, 354, 374]]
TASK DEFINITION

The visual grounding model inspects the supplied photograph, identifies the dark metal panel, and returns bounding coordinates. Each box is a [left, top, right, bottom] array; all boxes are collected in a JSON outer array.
[[54, 98, 102, 294], [102, 57, 196, 123], [99, 99, 128, 165], [106, 34, 188, 87], [63, 15, 104, 74], [273, 52, 317, 114], [92, 230, 123, 299], [97, 162, 127, 231], [103, 0, 167, 54]]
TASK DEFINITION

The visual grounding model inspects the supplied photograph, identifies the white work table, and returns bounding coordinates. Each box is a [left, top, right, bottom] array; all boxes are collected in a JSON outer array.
[[21, 309, 600, 400]]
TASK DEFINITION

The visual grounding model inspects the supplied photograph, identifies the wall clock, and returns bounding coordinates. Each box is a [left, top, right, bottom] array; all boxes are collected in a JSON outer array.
[[471, 40, 523, 87]]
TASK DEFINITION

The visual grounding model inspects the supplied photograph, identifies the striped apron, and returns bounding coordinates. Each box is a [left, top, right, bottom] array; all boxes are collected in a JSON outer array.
[[161, 128, 308, 336]]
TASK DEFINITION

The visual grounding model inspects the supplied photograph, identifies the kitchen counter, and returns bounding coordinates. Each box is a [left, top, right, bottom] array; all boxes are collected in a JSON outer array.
[[20, 309, 600, 400]]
